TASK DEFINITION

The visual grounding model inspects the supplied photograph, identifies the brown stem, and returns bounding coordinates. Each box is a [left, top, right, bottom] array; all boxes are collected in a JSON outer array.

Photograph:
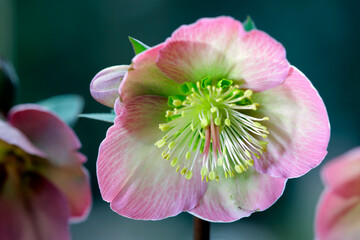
[[193, 216, 210, 240]]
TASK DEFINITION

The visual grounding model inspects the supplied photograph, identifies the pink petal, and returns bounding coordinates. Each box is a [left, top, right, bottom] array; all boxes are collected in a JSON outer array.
[[189, 169, 286, 222], [322, 147, 360, 193], [43, 164, 92, 222], [157, 41, 233, 84], [252, 66, 330, 178], [0, 173, 70, 240], [119, 44, 180, 103], [0, 120, 46, 158], [97, 95, 206, 220], [90, 65, 128, 107], [157, 16, 289, 91], [315, 190, 360, 240], [170, 16, 246, 45], [8, 104, 84, 166], [228, 29, 290, 91], [157, 17, 245, 84], [114, 98, 124, 116]]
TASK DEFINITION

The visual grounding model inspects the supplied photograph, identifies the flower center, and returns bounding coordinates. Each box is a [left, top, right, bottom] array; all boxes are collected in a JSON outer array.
[[155, 77, 269, 181], [0, 141, 44, 179]]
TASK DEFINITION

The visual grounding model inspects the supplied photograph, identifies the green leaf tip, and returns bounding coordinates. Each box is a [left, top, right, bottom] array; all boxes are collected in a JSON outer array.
[[79, 113, 116, 123], [37, 94, 84, 127], [243, 16, 256, 32], [129, 37, 150, 55]]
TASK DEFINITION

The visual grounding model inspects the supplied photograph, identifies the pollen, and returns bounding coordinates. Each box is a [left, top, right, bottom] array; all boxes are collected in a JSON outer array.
[[155, 77, 270, 181]]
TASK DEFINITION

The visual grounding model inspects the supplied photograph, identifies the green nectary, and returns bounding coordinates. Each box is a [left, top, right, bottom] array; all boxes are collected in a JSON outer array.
[[155, 77, 269, 181]]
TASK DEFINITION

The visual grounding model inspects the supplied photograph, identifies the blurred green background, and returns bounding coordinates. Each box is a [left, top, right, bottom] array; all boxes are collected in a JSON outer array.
[[1, 0, 360, 239]]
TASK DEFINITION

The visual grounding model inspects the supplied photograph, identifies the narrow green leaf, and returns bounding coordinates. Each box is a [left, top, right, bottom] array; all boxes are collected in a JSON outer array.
[[129, 37, 150, 55], [243, 16, 256, 32], [79, 113, 116, 123], [37, 94, 84, 126]]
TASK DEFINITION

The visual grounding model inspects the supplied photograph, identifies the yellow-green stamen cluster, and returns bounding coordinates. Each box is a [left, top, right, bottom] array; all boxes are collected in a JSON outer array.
[[0, 141, 43, 178], [155, 77, 269, 181]]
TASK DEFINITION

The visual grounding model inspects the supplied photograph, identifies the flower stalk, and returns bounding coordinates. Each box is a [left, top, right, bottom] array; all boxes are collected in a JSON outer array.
[[193, 216, 210, 240]]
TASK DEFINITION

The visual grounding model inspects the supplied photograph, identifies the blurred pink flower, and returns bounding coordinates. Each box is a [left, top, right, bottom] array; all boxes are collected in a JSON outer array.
[[92, 16, 330, 222], [315, 148, 360, 240], [0, 104, 91, 240]]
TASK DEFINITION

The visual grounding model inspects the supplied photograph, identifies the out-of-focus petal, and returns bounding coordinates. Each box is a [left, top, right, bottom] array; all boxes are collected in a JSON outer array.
[[119, 44, 180, 103], [90, 65, 128, 107], [0, 173, 70, 240], [189, 168, 286, 222], [0, 120, 45, 158], [315, 190, 360, 240], [42, 163, 92, 222], [322, 147, 360, 195], [8, 104, 83, 166], [98, 95, 206, 219], [252, 66, 330, 178], [157, 16, 289, 91]]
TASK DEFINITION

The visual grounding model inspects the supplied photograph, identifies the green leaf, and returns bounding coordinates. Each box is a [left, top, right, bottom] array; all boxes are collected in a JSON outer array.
[[79, 113, 116, 123], [129, 37, 150, 55], [37, 94, 84, 126], [243, 16, 256, 32]]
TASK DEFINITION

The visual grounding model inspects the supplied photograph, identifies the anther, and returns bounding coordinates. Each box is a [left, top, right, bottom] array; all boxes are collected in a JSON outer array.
[[235, 165, 243, 173], [173, 99, 182, 107], [186, 170, 193, 180], [155, 139, 166, 148], [244, 89, 253, 98], [209, 171, 216, 181], [217, 157, 224, 166], [171, 158, 179, 167], [159, 123, 170, 132], [214, 117, 221, 126], [201, 119, 209, 128], [225, 118, 231, 126], [168, 141, 175, 149], [210, 107, 217, 113]]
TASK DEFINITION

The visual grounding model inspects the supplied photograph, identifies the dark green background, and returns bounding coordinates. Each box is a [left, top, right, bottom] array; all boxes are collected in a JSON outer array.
[[1, 0, 360, 239]]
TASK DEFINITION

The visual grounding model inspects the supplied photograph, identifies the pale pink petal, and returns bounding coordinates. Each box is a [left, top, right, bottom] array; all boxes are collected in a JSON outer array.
[[228, 30, 290, 91], [315, 190, 360, 240], [119, 44, 180, 103], [189, 169, 286, 222], [8, 104, 84, 166], [0, 120, 46, 158], [0, 173, 70, 240], [157, 16, 289, 91], [322, 147, 360, 192], [252, 66, 330, 178], [157, 17, 245, 84], [90, 65, 128, 107], [97, 95, 206, 219], [114, 98, 123, 116], [170, 16, 246, 47], [43, 164, 92, 222], [157, 41, 233, 84]]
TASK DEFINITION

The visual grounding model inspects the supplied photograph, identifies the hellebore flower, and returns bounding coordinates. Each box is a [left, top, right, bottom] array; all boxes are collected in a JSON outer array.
[[315, 148, 360, 240], [0, 104, 91, 240], [91, 16, 330, 222]]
